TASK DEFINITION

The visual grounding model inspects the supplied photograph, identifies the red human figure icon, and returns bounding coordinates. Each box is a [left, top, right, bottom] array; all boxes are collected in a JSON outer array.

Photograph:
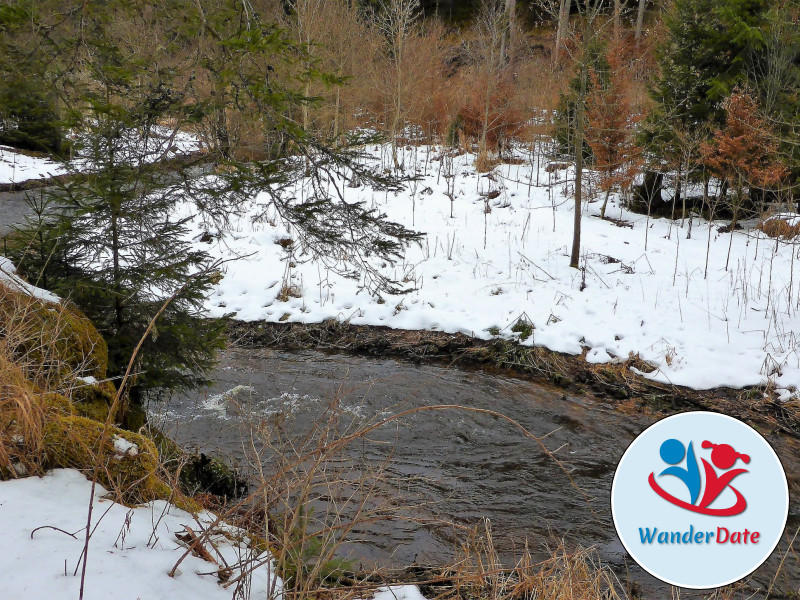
[[698, 441, 750, 510]]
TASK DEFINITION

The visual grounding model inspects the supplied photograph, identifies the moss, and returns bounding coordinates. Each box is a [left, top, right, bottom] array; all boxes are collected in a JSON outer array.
[[43, 415, 171, 504], [42, 392, 72, 417], [0, 284, 109, 384], [71, 381, 116, 423], [150, 428, 248, 499]]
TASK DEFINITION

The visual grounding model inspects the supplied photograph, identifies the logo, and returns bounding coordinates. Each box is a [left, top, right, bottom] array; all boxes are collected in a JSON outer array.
[[648, 439, 749, 516], [612, 412, 789, 589]]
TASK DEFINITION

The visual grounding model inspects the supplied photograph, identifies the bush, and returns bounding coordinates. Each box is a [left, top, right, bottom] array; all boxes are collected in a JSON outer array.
[[455, 75, 522, 156]]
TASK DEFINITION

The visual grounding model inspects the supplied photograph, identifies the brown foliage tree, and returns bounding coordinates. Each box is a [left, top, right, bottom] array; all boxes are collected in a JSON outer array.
[[585, 39, 644, 219], [701, 87, 787, 267]]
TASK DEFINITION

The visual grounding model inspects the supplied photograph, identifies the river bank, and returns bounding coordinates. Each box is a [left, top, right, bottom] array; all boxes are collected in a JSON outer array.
[[226, 319, 800, 443]]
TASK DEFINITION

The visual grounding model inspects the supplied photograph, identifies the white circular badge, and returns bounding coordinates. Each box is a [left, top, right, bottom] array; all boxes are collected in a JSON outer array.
[[611, 411, 788, 589]]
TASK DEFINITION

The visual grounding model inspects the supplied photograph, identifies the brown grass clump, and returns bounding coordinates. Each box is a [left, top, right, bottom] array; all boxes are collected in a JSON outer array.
[[757, 216, 800, 240], [447, 522, 628, 600], [475, 151, 501, 174], [277, 283, 303, 302], [0, 276, 185, 509], [0, 353, 46, 477]]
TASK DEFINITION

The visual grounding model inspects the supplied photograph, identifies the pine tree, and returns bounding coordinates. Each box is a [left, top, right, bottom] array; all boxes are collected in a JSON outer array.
[[644, 0, 769, 164], [10, 0, 423, 398], [0, 3, 65, 154]]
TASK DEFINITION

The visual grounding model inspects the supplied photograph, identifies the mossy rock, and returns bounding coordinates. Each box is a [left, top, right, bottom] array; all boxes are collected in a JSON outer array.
[[151, 429, 248, 499], [43, 415, 171, 504], [180, 453, 249, 499], [0, 284, 108, 384], [71, 381, 117, 423], [43, 392, 73, 417]]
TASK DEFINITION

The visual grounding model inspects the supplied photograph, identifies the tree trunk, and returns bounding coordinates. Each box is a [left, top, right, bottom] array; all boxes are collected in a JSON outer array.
[[500, 0, 516, 62], [635, 0, 646, 42], [333, 86, 341, 143], [614, 0, 621, 39], [554, 0, 571, 67], [571, 64, 586, 269]]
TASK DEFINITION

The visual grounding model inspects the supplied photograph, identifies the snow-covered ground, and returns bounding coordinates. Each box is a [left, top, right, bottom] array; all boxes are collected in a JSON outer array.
[[0, 469, 278, 599], [0, 144, 65, 184], [189, 144, 800, 394], [0, 469, 428, 600], [0, 129, 203, 185]]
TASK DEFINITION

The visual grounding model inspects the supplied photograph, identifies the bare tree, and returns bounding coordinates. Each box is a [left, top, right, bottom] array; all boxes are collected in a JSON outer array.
[[558, 0, 609, 268], [375, 0, 421, 169], [286, 0, 326, 135], [500, 0, 517, 62], [474, 0, 512, 165], [553, 0, 572, 67], [635, 0, 646, 42]]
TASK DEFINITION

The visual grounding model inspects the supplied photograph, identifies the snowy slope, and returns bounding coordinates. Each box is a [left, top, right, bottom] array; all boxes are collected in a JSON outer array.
[[0, 469, 279, 600], [0, 469, 429, 600], [187, 144, 800, 393]]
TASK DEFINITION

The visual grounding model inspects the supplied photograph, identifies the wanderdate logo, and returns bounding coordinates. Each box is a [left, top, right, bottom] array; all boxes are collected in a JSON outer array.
[[648, 438, 750, 516], [612, 412, 788, 589]]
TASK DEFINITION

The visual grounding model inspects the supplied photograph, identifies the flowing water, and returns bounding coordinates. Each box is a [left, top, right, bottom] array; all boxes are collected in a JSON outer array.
[[151, 347, 800, 598]]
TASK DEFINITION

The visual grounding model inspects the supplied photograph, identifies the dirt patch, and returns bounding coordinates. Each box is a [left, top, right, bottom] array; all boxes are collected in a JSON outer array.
[[226, 320, 800, 438]]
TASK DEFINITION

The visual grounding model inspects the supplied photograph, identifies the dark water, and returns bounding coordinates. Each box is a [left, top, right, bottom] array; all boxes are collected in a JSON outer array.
[[152, 348, 799, 598], [0, 188, 42, 236]]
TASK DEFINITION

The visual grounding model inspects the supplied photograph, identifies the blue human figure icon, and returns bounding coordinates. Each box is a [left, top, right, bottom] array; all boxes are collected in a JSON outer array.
[[658, 439, 701, 505]]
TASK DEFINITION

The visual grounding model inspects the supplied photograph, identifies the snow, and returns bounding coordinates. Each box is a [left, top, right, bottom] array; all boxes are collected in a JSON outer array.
[[0, 469, 430, 600], [0, 469, 281, 600], [0, 255, 61, 304], [0, 128, 203, 185], [187, 144, 800, 393], [112, 435, 139, 457], [372, 585, 430, 600], [0, 144, 65, 184]]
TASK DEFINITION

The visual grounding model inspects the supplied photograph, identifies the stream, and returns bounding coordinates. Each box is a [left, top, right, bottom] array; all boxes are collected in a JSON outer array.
[[150, 347, 800, 598]]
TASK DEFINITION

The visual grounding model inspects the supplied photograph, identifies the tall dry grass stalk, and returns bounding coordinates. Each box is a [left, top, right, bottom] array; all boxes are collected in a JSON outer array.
[[0, 280, 95, 476], [448, 521, 628, 600]]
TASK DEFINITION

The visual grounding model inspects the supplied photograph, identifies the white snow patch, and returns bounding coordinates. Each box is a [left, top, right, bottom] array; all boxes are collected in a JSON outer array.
[[0, 256, 61, 303], [112, 435, 139, 457], [0, 469, 282, 600]]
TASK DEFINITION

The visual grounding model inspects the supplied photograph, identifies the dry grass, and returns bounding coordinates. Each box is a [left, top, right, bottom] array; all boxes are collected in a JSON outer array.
[[0, 351, 46, 476], [757, 216, 800, 240], [0, 279, 181, 508], [0, 280, 84, 477], [277, 283, 304, 302], [446, 521, 628, 600]]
